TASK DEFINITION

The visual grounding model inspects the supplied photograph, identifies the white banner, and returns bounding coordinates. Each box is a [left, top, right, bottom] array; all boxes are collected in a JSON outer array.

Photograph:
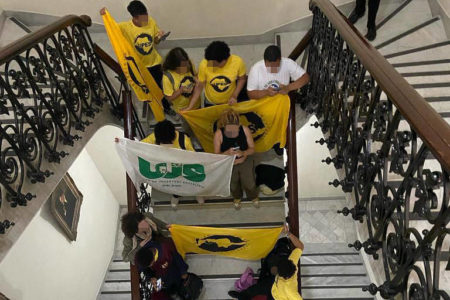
[[115, 138, 235, 196]]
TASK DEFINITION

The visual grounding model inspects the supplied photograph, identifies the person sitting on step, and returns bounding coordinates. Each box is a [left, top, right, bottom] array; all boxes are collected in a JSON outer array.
[[213, 109, 259, 209], [141, 120, 205, 208], [136, 239, 189, 299], [247, 45, 309, 100], [121, 211, 169, 263]]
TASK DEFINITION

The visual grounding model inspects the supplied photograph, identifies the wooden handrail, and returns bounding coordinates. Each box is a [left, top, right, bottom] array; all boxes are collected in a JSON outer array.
[[310, 0, 450, 171], [93, 43, 125, 78], [0, 15, 91, 65], [288, 29, 312, 61]]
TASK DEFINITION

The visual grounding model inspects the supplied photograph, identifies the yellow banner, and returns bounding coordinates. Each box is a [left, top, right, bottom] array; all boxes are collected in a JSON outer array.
[[181, 95, 290, 153], [170, 224, 282, 260], [102, 10, 165, 121]]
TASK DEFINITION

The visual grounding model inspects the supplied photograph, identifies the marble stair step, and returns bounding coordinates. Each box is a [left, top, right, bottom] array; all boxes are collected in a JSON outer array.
[[97, 293, 131, 300], [152, 198, 285, 227], [374, 17, 447, 55], [386, 41, 450, 62]]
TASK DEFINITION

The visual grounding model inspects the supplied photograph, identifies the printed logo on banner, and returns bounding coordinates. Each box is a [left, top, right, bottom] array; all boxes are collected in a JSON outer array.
[[196, 235, 247, 252], [138, 157, 206, 182], [126, 56, 150, 95]]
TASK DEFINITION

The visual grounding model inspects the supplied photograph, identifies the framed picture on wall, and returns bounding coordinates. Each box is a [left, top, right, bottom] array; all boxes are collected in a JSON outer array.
[[50, 173, 83, 241]]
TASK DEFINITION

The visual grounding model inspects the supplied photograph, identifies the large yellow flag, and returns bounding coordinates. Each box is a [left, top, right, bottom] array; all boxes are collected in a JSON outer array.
[[181, 95, 290, 153], [170, 224, 283, 260], [102, 10, 165, 121]]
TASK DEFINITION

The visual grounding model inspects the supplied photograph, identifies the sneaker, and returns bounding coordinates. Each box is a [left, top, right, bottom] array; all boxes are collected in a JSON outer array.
[[171, 196, 179, 209], [365, 27, 377, 41], [252, 197, 260, 208], [228, 290, 241, 298], [233, 199, 241, 209], [196, 196, 205, 204], [348, 9, 364, 24]]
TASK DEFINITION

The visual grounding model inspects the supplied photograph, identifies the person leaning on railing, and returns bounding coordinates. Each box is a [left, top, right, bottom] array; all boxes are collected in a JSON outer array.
[[213, 109, 259, 209], [183, 41, 247, 110], [121, 211, 169, 263]]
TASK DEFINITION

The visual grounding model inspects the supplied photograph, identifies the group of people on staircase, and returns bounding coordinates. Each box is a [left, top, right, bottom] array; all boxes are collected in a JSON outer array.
[[104, 1, 314, 299], [120, 210, 305, 300], [103, 0, 311, 209]]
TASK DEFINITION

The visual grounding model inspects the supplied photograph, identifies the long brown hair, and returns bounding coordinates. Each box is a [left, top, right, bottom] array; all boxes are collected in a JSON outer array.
[[217, 109, 240, 129]]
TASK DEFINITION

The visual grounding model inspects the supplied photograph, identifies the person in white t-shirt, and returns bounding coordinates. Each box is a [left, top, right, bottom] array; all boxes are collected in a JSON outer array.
[[247, 45, 309, 99]]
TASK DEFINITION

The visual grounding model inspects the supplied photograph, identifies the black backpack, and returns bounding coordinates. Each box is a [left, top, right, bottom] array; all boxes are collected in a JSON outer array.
[[259, 237, 293, 281], [179, 273, 203, 300]]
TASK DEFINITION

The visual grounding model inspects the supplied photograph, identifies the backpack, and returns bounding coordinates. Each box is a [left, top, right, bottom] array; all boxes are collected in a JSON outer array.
[[259, 237, 293, 281], [234, 267, 257, 292], [179, 273, 203, 300]]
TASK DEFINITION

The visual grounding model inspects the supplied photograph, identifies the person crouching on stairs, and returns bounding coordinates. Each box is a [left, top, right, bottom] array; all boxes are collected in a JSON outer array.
[[141, 120, 205, 208], [214, 109, 259, 209], [121, 211, 169, 263]]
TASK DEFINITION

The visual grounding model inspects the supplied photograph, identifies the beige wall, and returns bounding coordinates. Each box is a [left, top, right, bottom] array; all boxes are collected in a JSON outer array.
[[297, 115, 345, 198], [0, 148, 119, 300], [0, 0, 350, 39]]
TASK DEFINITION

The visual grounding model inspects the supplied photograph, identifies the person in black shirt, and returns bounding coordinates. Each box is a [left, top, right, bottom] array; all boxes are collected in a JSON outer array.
[[213, 109, 259, 209]]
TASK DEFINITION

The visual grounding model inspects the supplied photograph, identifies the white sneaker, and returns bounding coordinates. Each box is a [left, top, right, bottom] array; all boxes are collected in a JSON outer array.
[[233, 199, 241, 210], [171, 196, 179, 209], [196, 196, 205, 204]]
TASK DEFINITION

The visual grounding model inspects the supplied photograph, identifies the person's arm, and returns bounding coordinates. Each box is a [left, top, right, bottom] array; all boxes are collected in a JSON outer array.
[[228, 75, 246, 105], [248, 87, 278, 100], [284, 224, 304, 251], [172, 249, 189, 278], [122, 236, 141, 263], [144, 212, 168, 234], [279, 73, 310, 95], [183, 80, 203, 110], [242, 126, 254, 156]]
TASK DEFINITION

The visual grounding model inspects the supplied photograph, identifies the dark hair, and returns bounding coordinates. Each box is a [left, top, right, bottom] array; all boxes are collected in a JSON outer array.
[[163, 47, 195, 75], [127, 0, 148, 17], [121, 211, 145, 238], [264, 45, 281, 62], [277, 257, 296, 279], [204, 41, 230, 62], [136, 247, 155, 268], [154, 120, 176, 145]]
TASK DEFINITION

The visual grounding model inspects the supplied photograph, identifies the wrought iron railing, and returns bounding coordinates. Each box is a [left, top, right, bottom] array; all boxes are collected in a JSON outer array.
[[289, 0, 449, 298], [0, 15, 122, 233]]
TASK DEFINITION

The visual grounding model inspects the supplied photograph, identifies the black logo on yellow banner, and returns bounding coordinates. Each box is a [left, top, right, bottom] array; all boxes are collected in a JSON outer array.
[[196, 235, 246, 252], [134, 33, 154, 55], [210, 76, 231, 93], [126, 56, 150, 94], [180, 76, 195, 97]]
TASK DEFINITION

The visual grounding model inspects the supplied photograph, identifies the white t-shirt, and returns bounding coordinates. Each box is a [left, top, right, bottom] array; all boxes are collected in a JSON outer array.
[[247, 57, 306, 91]]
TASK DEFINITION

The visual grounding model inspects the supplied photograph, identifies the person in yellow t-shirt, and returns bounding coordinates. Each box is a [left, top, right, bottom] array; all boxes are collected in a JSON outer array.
[[184, 41, 247, 109], [162, 47, 200, 113], [100, 1, 174, 114], [141, 120, 204, 208], [271, 224, 304, 300]]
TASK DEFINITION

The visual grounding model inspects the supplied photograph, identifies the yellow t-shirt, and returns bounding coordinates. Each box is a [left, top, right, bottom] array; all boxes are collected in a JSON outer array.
[[162, 70, 200, 112], [198, 55, 246, 104], [141, 131, 194, 151], [271, 248, 303, 300], [119, 18, 162, 68]]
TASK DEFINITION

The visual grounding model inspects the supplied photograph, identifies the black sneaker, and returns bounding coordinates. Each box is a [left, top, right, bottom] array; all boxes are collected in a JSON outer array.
[[228, 291, 241, 298], [348, 9, 365, 24], [365, 27, 377, 41]]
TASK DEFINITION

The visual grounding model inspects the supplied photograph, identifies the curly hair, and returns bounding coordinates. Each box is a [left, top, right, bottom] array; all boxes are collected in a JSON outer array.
[[204, 41, 230, 62], [277, 257, 297, 279], [121, 211, 145, 238]]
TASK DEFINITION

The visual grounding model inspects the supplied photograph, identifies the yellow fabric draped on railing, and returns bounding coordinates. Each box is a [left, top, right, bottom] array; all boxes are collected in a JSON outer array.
[[102, 10, 165, 121], [170, 224, 283, 259], [181, 95, 291, 153]]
